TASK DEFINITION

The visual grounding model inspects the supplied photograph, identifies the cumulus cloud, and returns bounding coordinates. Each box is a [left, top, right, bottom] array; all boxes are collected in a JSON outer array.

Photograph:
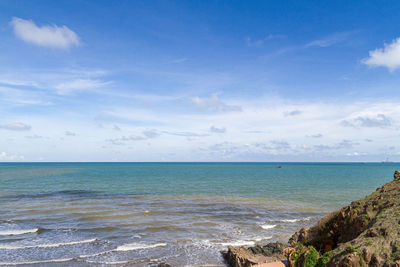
[[113, 125, 121, 131], [143, 129, 160, 138], [362, 37, 400, 71], [11, 17, 80, 49], [270, 140, 291, 150], [25, 134, 44, 139], [210, 126, 226, 133], [107, 135, 146, 145], [189, 94, 242, 112], [306, 134, 323, 138], [65, 131, 76, 136], [314, 140, 359, 151], [341, 114, 392, 128], [163, 131, 208, 137], [284, 110, 302, 116], [0, 122, 31, 131], [0, 152, 24, 161]]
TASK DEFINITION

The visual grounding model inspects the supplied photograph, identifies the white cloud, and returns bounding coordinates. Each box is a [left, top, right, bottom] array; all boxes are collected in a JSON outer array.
[[0, 152, 24, 161], [362, 37, 400, 71], [284, 110, 302, 117], [306, 134, 323, 138], [189, 94, 242, 112], [107, 135, 146, 145], [210, 126, 226, 133], [55, 79, 110, 95], [246, 34, 285, 47], [341, 114, 392, 128], [305, 31, 352, 48], [11, 17, 80, 49], [25, 134, 44, 139], [0, 122, 31, 131], [65, 131, 76, 136], [143, 129, 160, 138]]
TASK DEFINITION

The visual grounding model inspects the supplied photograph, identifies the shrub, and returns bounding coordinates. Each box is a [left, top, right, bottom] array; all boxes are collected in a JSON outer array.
[[305, 247, 319, 267], [316, 251, 332, 267]]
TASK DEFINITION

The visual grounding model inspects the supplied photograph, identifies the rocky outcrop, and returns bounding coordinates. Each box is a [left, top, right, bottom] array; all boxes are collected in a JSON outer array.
[[394, 170, 400, 181], [223, 171, 400, 267], [222, 242, 288, 267], [288, 171, 400, 267]]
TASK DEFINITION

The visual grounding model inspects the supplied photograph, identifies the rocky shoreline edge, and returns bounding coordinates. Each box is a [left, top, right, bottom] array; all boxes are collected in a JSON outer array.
[[221, 170, 400, 267]]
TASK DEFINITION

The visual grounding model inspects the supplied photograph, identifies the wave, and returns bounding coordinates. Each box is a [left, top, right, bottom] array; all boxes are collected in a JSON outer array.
[[85, 260, 131, 265], [260, 224, 276, 230], [0, 228, 38, 236], [115, 242, 167, 251], [269, 217, 310, 223], [0, 257, 73, 265], [78, 242, 168, 258], [0, 238, 97, 249], [254, 236, 273, 241], [219, 240, 255, 247]]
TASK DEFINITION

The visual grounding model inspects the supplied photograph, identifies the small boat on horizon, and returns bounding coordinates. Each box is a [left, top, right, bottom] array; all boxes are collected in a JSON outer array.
[[382, 157, 394, 163]]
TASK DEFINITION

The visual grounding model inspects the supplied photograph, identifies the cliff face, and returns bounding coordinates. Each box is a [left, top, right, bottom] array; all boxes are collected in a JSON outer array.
[[288, 171, 400, 267]]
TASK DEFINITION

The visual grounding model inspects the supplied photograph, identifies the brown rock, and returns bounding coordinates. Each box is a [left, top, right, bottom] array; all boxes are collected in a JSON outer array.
[[222, 246, 286, 267], [394, 170, 400, 181], [286, 170, 400, 267]]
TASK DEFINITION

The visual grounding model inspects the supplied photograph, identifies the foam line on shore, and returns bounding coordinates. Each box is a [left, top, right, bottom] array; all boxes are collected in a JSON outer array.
[[0, 238, 97, 249], [85, 260, 131, 265], [254, 236, 273, 241], [0, 228, 38, 236], [0, 258, 73, 265], [115, 242, 167, 251], [79, 242, 168, 258], [269, 217, 310, 223], [219, 240, 255, 247]]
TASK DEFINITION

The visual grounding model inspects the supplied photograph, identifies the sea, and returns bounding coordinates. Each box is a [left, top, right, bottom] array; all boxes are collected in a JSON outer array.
[[0, 162, 398, 266]]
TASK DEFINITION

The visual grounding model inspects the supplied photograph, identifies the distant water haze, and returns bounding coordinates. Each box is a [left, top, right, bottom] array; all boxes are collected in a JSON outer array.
[[0, 162, 397, 265]]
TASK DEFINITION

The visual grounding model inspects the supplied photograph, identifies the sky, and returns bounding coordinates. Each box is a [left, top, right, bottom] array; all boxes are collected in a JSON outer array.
[[1, 0, 400, 162]]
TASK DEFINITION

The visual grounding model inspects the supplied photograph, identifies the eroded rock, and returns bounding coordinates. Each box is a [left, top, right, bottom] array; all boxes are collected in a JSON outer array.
[[287, 170, 400, 267]]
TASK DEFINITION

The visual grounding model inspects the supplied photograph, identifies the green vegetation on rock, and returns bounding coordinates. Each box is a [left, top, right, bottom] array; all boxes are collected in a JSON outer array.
[[304, 247, 319, 267]]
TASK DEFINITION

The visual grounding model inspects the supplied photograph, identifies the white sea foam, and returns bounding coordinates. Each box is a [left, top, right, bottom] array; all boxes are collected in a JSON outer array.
[[0, 228, 38, 236], [85, 260, 131, 265], [78, 250, 113, 258], [115, 242, 167, 251], [0, 238, 97, 249], [219, 240, 255, 247], [254, 236, 273, 242], [271, 217, 310, 223], [260, 224, 276, 230], [0, 257, 73, 265]]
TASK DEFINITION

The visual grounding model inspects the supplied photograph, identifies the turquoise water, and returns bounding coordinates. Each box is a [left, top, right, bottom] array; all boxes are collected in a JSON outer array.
[[0, 162, 397, 266]]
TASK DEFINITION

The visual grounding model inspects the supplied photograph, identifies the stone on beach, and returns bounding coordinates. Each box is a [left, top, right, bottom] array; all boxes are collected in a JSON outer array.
[[222, 242, 288, 267]]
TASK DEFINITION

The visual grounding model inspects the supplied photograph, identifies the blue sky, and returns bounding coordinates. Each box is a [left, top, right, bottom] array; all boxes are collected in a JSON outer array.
[[1, 0, 400, 161]]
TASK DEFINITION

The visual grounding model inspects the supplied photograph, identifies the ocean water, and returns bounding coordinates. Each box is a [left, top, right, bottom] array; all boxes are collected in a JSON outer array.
[[0, 162, 398, 266]]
